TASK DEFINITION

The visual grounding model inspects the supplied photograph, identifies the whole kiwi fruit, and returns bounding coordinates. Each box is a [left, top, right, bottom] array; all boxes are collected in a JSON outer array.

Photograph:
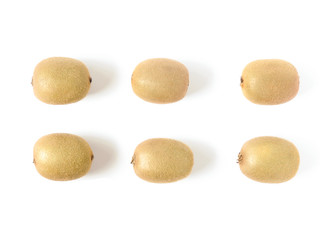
[[241, 59, 299, 105], [32, 57, 91, 104], [238, 136, 300, 183], [131, 58, 189, 104], [131, 138, 193, 183], [33, 133, 93, 181]]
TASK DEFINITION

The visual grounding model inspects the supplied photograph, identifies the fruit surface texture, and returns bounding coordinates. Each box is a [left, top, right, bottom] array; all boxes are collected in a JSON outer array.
[[131, 58, 189, 104], [33, 57, 91, 104], [241, 59, 299, 105], [33, 133, 93, 181], [238, 136, 300, 183], [132, 138, 193, 183]]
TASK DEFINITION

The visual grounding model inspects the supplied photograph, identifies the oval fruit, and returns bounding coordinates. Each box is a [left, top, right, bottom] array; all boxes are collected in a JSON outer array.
[[32, 57, 91, 104], [132, 138, 193, 183], [238, 136, 300, 183], [33, 133, 93, 181], [131, 58, 189, 104], [241, 59, 299, 105]]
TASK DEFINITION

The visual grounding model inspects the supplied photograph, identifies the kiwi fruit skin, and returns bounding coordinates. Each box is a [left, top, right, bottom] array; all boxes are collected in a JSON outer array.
[[241, 59, 299, 105], [238, 136, 300, 183], [131, 58, 189, 104], [33, 133, 93, 181], [32, 57, 91, 105], [132, 138, 194, 183]]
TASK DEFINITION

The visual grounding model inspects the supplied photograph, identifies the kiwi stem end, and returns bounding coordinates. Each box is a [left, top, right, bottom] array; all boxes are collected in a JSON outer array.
[[131, 155, 136, 165], [237, 153, 243, 164]]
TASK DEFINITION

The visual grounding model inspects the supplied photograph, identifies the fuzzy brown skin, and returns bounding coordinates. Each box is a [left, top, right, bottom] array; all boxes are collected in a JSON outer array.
[[238, 136, 300, 183], [132, 138, 194, 183], [241, 59, 299, 105], [33, 133, 93, 181], [32, 57, 91, 105], [131, 58, 189, 104]]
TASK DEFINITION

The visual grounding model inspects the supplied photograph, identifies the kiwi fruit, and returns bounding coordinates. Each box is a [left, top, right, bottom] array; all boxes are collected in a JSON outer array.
[[32, 57, 91, 104], [241, 59, 299, 105], [238, 136, 300, 183], [131, 138, 193, 183], [33, 133, 93, 181], [131, 58, 189, 104]]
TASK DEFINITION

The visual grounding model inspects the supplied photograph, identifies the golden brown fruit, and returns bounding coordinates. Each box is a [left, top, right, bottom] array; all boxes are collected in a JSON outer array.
[[32, 57, 91, 104], [33, 133, 93, 181], [241, 59, 299, 105], [131, 58, 189, 104], [132, 138, 193, 183], [238, 136, 300, 183]]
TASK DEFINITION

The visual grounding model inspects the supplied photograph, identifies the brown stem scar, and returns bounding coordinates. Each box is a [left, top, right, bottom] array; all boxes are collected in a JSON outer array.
[[131, 155, 135, 165], [33, 158, 36, 164], [240, 77, 244, 86], [237, 153, 243, 164], [91, 154, 94, 161], [89, 77, 92, 83], [31, 78, 33, 86]]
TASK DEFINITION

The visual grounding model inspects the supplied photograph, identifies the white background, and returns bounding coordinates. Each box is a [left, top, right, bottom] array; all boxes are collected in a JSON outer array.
[[0, 0, 319, 239]]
